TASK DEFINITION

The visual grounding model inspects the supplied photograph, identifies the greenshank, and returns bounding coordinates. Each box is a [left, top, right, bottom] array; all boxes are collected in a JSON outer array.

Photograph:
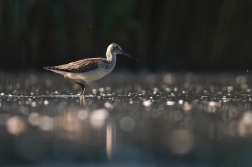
[[44, 43, 132, 96]]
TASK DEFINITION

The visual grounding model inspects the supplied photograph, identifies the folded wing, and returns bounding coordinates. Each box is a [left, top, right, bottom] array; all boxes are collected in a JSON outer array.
[[44, 58, 105, 73]]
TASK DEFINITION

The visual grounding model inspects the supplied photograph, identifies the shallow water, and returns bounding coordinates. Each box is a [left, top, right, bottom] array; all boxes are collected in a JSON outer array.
[[1, 72, 252, 166]]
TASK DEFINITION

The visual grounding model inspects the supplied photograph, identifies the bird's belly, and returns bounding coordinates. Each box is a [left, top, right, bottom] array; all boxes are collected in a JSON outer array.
[[66, 68, 113, 81]]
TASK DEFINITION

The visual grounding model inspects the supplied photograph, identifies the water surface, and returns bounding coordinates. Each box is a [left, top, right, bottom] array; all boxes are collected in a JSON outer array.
[[1, 72, 252, 166]]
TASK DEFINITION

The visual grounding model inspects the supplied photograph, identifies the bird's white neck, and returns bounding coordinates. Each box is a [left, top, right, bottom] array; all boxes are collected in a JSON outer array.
[[106, 51, 116, 62]]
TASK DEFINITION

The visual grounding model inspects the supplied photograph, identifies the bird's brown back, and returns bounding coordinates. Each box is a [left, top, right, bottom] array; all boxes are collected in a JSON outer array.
[[44, 57, 105, 73]]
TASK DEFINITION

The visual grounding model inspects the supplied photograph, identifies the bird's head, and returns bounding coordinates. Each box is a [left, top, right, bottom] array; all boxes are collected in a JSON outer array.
[[107, 43, 131, 58]]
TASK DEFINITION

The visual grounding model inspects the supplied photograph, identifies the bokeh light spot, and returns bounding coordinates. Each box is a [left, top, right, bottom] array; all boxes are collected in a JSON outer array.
[[120, 116, 135, 131], [6, 116, 27, 136]]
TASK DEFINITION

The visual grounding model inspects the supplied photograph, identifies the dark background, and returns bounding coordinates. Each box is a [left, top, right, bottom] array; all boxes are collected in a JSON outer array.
[[0, 0, 252, 72]]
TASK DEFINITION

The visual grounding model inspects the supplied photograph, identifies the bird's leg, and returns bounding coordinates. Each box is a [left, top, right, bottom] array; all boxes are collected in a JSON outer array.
[[79, 83, 86, 96], [64, 76, 86, 96]]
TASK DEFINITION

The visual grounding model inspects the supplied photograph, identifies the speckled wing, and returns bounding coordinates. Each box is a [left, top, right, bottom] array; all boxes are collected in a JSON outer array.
[[44, 57, 105, 73]]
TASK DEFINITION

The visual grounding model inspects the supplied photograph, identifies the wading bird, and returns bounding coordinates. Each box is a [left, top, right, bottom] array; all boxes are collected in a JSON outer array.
[[44, 43, 133, 96]]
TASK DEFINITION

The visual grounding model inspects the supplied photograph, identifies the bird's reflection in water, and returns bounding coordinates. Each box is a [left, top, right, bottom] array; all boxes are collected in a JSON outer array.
[[106, 119, 116, 161], [55, 96, 117, 161], [79, 95, 86, 106]]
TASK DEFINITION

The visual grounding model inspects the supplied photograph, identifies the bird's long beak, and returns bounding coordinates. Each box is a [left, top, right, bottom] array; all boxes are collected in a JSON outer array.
[[121, 50, 138, 61], [121, 51, 131, 58]]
